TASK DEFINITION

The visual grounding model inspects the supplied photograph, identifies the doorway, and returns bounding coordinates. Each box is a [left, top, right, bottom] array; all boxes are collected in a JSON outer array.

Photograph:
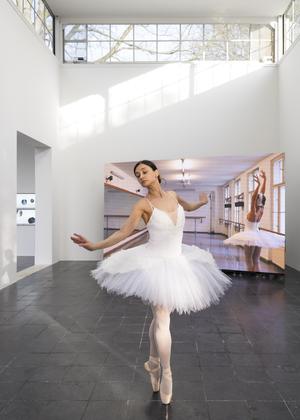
[[17, 132, 52, 274]]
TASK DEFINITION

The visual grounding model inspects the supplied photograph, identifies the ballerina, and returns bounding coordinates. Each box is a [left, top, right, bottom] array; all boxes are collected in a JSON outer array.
[[71, 159, 232, 405], [224, 170, 285, 272]]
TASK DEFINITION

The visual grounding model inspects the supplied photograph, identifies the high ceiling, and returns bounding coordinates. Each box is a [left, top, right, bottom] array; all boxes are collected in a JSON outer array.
[[113, 154, 271, 190], [47, 0, 290, 20]]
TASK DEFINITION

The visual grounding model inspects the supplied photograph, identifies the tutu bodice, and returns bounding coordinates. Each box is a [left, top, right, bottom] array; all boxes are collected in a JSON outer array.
[[145, 199, 185, 257], [91, 195, 232, 314], [244, 219, 260, 232]]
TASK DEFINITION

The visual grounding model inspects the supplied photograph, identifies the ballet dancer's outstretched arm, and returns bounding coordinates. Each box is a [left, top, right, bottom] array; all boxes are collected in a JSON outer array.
[[70, 199, 146, 251], [260, 170, 266, 195], [247, 175, 260, 221], [173, 191, 209, 212]]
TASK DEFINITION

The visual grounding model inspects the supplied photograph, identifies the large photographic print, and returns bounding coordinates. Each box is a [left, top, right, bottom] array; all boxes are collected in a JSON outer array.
[[104, 154, 285, 276]]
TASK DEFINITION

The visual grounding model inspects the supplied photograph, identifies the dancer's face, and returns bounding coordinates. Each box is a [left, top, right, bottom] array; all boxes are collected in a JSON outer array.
[[134, 163, 159, 187]]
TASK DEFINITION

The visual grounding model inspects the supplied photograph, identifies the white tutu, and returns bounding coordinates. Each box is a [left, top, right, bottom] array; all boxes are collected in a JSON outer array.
[[91, 201, 232, 315], [224, 219, 285, 248]]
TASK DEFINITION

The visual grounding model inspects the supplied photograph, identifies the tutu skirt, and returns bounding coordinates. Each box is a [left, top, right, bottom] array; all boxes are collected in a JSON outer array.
[[224, 230, 285, 248], [91, 244, 232, 315]]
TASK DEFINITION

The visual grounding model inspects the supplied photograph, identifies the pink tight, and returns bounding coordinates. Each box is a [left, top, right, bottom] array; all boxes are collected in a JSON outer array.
[[148, 304, 172, 369]]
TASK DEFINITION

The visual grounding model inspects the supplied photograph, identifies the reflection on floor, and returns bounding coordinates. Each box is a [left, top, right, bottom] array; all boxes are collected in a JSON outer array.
[[107, 230, 283, 274], [0, 262, 298, 420], [17, 256, 35, 272]]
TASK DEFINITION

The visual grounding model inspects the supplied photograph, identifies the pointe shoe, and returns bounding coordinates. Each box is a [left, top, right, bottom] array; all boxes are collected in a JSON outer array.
[[160, 367, 172, 405], [144, 357, 161, 392]]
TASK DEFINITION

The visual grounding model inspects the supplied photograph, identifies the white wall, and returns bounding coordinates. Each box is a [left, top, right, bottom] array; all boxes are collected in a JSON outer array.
[[6, 0, 299, 274], [279, 38, 300, 271], [0, 0, 59, 286], [59, 61, 279, 261]]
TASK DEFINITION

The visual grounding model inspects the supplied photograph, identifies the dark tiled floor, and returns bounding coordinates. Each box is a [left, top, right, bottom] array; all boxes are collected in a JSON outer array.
[[0, 262, 299, 419]]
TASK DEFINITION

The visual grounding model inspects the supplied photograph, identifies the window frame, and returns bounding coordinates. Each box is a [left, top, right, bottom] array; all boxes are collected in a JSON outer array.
[[234, 179, 243, 223], [10, 0, 55, 54], [271, 153, 285, 234], [224, 184, 231, 221], [62, 23, 275, 64], [283, 0, 300, 53]]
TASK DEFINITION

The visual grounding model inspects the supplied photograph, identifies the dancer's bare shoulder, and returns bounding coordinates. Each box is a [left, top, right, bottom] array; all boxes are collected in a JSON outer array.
[[135, 197, 153, 224], [166, 190, 178, 200], [136, 196, 151, 210]]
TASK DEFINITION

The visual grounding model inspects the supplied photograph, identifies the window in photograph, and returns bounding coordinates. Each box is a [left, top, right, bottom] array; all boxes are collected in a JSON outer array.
[[272, 155, 285, 234], [224, 185, 231, 220], [234, 179, 243, 223]]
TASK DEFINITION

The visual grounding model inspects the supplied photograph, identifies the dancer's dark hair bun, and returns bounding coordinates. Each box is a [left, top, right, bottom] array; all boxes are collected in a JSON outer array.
[[133, 160, 161, 184], [256, 193, 266, 207]]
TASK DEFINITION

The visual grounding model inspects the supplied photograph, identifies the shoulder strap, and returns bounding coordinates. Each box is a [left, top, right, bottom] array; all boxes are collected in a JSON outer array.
[[145, 197, 154, 210]]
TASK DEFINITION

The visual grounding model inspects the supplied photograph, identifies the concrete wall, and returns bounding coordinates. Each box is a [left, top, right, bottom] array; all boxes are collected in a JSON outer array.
[[0, 0, 59, 286], [59, 62, 279, 261], [279, 37, 300, 270], [4, 0, 300, 276]]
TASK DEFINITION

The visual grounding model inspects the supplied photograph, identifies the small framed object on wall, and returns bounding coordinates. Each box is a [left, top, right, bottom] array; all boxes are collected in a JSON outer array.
[[16, 194, 36, 225], [17, 193, 35, 209]]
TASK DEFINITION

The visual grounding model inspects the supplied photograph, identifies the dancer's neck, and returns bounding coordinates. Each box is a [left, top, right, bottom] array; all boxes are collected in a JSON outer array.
[[147, 185, 165, 199]]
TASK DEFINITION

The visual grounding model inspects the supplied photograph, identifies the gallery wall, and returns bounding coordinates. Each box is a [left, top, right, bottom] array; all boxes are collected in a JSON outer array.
[[2, 0, 299, 276], [279, 37, 300, 271], [0, 0, 59, 286], [59, 62, 279, 260]]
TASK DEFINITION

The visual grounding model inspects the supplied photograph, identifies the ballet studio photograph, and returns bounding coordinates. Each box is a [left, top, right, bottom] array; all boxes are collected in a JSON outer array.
[[1, 0, 300, 419]]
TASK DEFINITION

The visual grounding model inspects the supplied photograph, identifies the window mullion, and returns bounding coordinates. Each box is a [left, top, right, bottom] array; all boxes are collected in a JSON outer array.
[[86, 24, 88, 62]]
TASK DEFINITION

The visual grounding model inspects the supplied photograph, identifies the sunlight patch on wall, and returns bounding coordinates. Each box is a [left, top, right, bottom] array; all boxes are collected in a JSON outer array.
[[59, 95, 106, 149], [108, 63, 190, 127], [193, 61, 264, 95]]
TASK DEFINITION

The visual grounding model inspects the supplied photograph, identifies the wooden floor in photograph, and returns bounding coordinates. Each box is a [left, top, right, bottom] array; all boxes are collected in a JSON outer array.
[[183, 232, 284, 274], [0, 262, 299, 419]]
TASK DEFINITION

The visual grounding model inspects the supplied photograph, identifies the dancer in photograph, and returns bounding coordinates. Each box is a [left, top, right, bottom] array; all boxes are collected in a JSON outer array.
[[71, 159, 232, 405], [224, 170, 285, 272]]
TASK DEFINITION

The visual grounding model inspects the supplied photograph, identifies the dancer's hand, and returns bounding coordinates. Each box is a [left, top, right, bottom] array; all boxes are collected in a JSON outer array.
[[199, 192, 209, 205], [260, 170, 266, 180], [253, 175, 260, 185], [70, 233, 97, 251]]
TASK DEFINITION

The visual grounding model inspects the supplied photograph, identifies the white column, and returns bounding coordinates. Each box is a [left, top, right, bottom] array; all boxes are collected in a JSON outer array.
[[35, 147, 52, 265]]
